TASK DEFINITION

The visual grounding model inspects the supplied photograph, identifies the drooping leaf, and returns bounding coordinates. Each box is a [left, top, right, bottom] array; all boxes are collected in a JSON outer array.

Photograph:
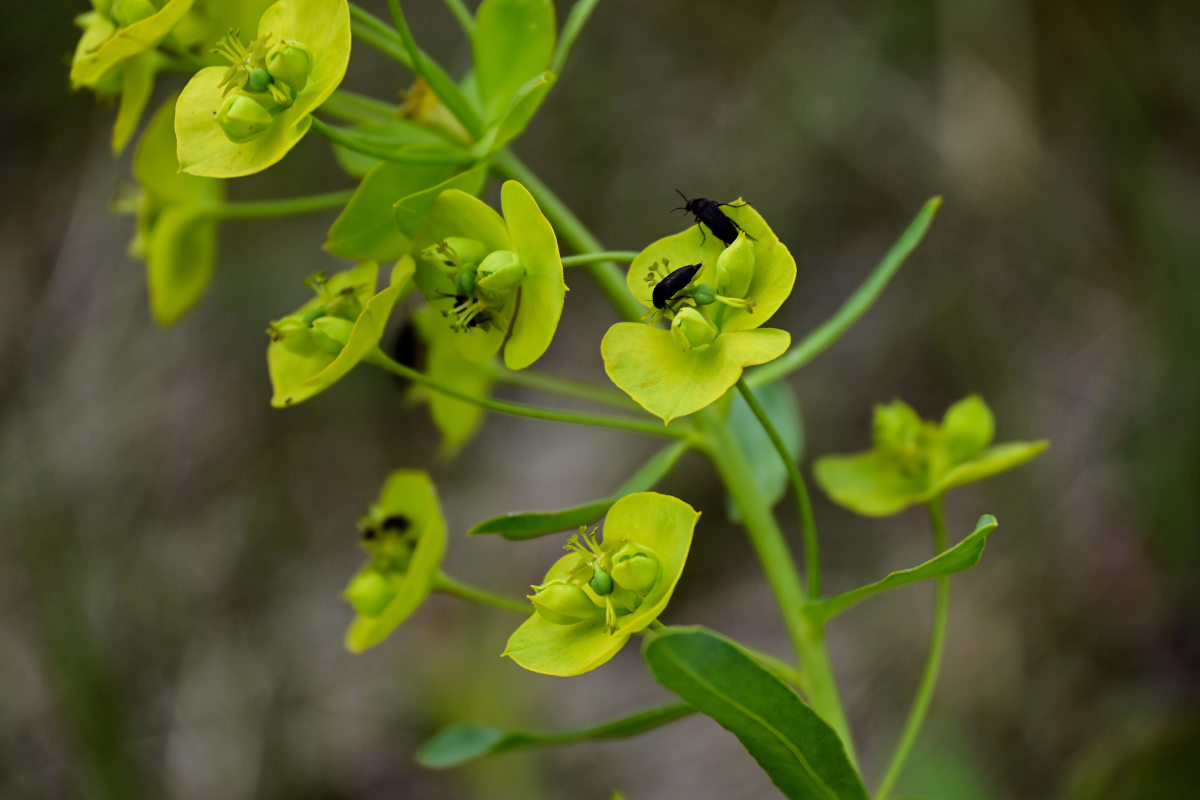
[[643, 627, 869, 800], [468, 441, 688, 539], [326, 161, 460, 262], [417, 703, 693, 769], [727, 379, 804, 521], [805, 515, 998, 623]]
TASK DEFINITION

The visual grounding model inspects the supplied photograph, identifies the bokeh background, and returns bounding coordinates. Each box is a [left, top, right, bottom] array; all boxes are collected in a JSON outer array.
[[4, 0, 1199, 797]]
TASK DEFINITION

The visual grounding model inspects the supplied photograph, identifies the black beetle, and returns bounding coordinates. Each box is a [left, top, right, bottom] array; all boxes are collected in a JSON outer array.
[[652, 263, 703, 310], [671, 191, 748, 246]]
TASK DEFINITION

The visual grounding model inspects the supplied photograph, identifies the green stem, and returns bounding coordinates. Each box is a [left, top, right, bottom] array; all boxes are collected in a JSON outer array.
[[484, 364, 638, 410], [434, 571, 529, 614], [875, 496, 950, 800], [322, 90, 397, 124], [349, 3, 414, 68], [214, 190, 354, 220], [369, 350, 695, 443], [747, 196, 942, 388], [385, 0, 484, 138], [492, 149, 644, 322], [309, 117, 473, 165], [696, 407, 858, 766], [560, 251, 640, 267], [735, 378, 821, 598], [438, 0, 475, 35]]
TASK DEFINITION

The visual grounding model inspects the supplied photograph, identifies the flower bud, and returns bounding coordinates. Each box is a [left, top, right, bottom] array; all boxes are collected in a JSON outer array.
[[476, 250, 525, 295], [670, 307, 718, 350], [266, 40, 312, 95], [344, 570, 397, 617], [217, 94, 273, 143], [589, 565, 614, 596], [111, 0, 156, 27], [529, 580, 603, 625], [610, 546, 661, 596]]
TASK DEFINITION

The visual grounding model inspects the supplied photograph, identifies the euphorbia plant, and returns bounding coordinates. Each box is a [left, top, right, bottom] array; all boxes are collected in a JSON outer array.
[[73, 0, 1048, 796]]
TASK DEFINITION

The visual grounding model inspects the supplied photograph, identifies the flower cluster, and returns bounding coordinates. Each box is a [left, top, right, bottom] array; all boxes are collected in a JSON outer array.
[[343, 470, 447, 652], [602, 201, 796, 423], [504, 492, 699, 676], [412, 181, 565, 370], [176, 0, 351, 177], [814, 395, 1049, 516]]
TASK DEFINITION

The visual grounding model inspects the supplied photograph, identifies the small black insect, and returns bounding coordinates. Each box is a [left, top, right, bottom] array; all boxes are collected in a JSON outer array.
[[381, 515, 412, 533], [671, 191, 749, 247], [652, 263, 703, 310]]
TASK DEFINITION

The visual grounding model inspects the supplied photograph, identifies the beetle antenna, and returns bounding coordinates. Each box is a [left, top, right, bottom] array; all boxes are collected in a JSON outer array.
[[669, 188, 690, 213]]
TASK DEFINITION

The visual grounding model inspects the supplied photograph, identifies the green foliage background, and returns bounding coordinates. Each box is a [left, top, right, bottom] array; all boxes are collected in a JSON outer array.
[[3, 0, 1198, 797]]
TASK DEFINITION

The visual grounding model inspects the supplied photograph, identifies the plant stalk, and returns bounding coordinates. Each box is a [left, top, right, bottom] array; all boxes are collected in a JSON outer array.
[[875, 495, 950, 799]]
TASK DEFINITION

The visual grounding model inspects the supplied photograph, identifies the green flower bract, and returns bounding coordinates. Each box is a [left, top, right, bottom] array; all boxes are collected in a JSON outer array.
[[603, 201, 796, 423], [814, 395, 1049, 516], [343, 470, 447, 653], [503, 492, 699, 677], [175, 0, 351, 177]]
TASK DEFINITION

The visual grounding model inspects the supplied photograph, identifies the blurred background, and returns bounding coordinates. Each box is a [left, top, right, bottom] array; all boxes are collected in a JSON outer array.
[[4, 0, 1199, 797]]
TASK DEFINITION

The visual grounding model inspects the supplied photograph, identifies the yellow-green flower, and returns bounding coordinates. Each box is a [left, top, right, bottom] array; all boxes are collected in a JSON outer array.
[[266, 259, 410, 407], [343, 470, 446, 652], [412, 181, 565, 370], [175, 0, 350, 177], [124, 96, 224, 326], [503, 492, 699, 676], [70, 0, 197, 152], [814, 396, 1049, 516], [602, 201, 796, 423]]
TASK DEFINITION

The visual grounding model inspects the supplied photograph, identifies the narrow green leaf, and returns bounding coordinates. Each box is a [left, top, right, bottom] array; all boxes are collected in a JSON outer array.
[[748, 197, 942, 387], [467, 441, 687, 539], [806, 515, 998, 623], [551, 0, 601, 75], [643, 627, 868, 800], [417, 702, 693, 769], [727, 379, 804, 522]]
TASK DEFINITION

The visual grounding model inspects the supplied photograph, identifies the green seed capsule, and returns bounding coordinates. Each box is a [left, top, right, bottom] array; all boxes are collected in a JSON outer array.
[[217, 94, 273, 143], [266, 40, 313, 95], [476, 250, 525, 295], [310, 316, 354, 353], [589, 565, 614, 596], [344, 570, 397, 617], [611, 546, 661, 596], [670, 307, 718, 350], [111, 0, 156, 27], [529, 580, 603, 625], [246, 67, 273, 94], [690, 283, 717, 306]]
